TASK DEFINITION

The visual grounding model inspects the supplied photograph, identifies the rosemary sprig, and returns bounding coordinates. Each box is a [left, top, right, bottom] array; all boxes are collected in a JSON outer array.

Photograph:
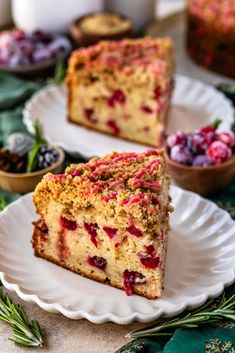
[[127, 293, 235, 339], [0, 196, 6, 211], [27, 120, 46, 173], [0, 288, 43, 347]]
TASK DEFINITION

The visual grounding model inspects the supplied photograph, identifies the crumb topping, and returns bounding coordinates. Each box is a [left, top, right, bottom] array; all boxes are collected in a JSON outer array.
[[33, 150, 172, 227], [68, 37, 173, 78]]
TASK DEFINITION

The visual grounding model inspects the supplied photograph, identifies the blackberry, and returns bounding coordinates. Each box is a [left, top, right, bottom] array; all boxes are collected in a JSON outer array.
[[37, 145, 58, 170]]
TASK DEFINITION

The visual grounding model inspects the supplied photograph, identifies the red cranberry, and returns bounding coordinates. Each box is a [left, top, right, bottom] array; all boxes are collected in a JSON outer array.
[[103, 226, 117, 239], [217, 131, 235, 147], [60, 216, 77, 231], [170, 145, 193, 165], [126, 225, 142, 237], [141, 106, 153, 114], [84, 109, 97, 124], [108, 89, 126, 107], [107, 119, 120, 135], [139, 254, 160, 269], [139, 245, 159, 269], [207, 141, 232, 164], [123, 270, 146, 296], [84, 222, 99, 247], [167, 131, 187, 148], [87, 256, 107, 271], [187, 133, 209, 154]]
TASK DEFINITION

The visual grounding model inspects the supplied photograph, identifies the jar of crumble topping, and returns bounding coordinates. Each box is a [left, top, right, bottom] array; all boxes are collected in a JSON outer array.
[[186, 0, 235, 79]]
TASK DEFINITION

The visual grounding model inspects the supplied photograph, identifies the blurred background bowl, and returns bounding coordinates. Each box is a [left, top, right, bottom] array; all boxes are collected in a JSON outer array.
[[165, 149, 235, 196], [0, 146, 64, 193]]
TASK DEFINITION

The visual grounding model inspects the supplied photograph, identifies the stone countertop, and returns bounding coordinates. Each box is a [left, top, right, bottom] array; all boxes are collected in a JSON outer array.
[[1, 292, 141, 353]]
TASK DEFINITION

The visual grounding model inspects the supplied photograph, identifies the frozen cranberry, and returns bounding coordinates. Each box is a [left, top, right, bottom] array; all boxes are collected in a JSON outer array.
[[217, 131, 235, 147], [13, 29, 26, 41], [84, 109, 97, 124], [170, 145, 193, 165], [199, 119, 221, 134], [192, 155, 214, 167], [84, 222, 99, 247], [141, 106, 153, 114], [187, 133, 209, 154], [126, 225, 142, 237], [87, 256, 107, 271], [103, 226, 118, 239], [107, 119, 120, 135], [199, 126, 214, 134], [123, 270, 146, 296], [60, 216, 77, 231], [167, 131, 187, 148], [108, 89, 126, 107], [207, 141, 232, 164]]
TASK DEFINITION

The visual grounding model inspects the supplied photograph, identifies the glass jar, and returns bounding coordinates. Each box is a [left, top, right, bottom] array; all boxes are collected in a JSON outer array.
[[105, 0, 156, 32], [186, 0, 235, 79]]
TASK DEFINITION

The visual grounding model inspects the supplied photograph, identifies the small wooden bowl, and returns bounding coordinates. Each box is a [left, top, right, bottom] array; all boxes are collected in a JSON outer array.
[[165, 149, 235, 196], [70, 12, 133, 47], [0, 146, 65, 193]]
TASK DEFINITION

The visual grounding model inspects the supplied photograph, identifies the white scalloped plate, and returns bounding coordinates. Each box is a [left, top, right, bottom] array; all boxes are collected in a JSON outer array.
[[0, 185, 235, 324], [23, 74, 234, 158]]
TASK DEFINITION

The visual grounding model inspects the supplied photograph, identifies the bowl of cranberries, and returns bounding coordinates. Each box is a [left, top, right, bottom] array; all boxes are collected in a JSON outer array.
[[0, 123, 64, 193], [165, 120, 235, 196], [0, 29, 71, 76]]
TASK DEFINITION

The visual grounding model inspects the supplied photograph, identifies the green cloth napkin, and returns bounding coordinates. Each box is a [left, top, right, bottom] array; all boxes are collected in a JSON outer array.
[[0, 72, 234, 352]]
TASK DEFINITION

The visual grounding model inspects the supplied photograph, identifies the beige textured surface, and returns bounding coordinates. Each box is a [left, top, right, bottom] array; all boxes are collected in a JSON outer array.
[[1, 291, 142, 353]]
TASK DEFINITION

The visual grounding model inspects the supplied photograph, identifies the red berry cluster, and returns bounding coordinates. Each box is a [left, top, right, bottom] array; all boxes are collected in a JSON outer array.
[[167, 120, 235, 166]]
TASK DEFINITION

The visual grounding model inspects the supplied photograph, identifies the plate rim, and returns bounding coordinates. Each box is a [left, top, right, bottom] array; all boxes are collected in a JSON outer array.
[[23, 73, 235, 159], [0, 185, 235, 324]]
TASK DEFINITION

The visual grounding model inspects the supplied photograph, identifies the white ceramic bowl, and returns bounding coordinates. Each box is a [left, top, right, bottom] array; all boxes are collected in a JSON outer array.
[[12, 0, 104, 34]]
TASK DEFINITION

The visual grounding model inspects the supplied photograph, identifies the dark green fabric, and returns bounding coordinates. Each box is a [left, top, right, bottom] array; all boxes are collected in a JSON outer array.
[[0, 72, 234, 353]]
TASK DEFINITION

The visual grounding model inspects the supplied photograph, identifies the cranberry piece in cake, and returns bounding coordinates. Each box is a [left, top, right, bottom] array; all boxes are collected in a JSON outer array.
[[32, 149, 172, 299], [87, 256, 107, 271], [103, 226, 118, 239], [108, 89, 126, 107], [60, 216, 77, 231], [123, 270, 146, 296], [66, 38, 174, 146], [126, 225, 142, 237], [84, 222, 99, 247], [107, 119, 120, 135]]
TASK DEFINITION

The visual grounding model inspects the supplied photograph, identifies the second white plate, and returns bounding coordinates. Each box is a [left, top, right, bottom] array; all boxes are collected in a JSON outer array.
[[23, 74, 234, 159], [0, 186, 235, 324]]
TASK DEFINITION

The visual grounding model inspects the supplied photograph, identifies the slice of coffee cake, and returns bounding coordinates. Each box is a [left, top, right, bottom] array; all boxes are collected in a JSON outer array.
[[32, 150, 172, 299], [66, 38, 174, 146]]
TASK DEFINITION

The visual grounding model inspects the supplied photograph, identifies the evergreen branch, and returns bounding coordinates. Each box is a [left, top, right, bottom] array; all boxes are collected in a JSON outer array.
[[127, 294, 235, 339], [0, 288, 43, 347]]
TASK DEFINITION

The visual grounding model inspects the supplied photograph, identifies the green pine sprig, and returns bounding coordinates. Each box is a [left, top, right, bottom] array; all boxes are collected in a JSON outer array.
[[127, 292, 235, 339], [0, 288, 44, 347]]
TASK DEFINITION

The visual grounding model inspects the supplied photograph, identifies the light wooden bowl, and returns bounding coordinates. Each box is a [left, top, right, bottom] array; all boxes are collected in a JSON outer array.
[[0, 146, 65, 193], [165, 149, 235, 196]]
